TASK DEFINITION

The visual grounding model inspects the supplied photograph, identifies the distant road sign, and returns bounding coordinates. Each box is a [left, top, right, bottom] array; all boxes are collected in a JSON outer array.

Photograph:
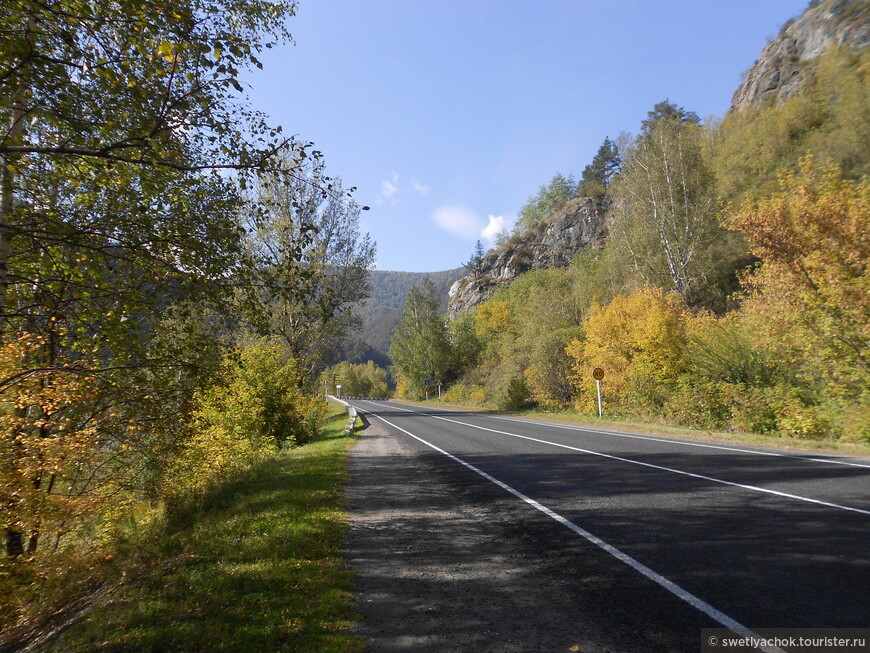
[[592, 368, 605, 380], [424, 379, 431, 387]]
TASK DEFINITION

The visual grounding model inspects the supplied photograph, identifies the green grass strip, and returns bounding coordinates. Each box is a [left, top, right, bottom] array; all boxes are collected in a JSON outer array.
[[41, 411, 363, 653]]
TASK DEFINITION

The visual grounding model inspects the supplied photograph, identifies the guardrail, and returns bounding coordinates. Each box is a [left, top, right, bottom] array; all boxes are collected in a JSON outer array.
[[326, 395, 358, 436]]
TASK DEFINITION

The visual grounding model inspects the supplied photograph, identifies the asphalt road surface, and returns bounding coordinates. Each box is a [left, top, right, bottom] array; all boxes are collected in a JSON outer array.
[[343, 399, 870, 652]]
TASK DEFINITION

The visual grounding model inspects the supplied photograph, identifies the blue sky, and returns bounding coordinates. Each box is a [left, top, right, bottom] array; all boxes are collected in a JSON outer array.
[[244, 0, 810, 272]]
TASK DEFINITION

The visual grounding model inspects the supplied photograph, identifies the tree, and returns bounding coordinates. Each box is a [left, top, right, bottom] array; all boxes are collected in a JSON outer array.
[[473, 299, 515, 362], [640, 100, 700, 134], [241, 155, 376, 378], [389, 280, 451, 398], [524, 327, 580, 408], [0, 0, 328, 559], [0, 0, 303, 324], [609, 110, 727, 305], [447, 310, 482, 381], [321, 360, 389, 399], [728, 156, 869, 396], [463, 240, 486, 277], [579, 137, 621, 199], [513, 173, 578, 235], [566, 286, 689, 414]]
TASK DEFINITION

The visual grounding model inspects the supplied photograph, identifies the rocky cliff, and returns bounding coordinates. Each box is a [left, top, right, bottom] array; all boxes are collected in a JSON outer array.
[[730, 0, 869, 111], [449, 0, 868, 319], [447, 197, 607, 318]]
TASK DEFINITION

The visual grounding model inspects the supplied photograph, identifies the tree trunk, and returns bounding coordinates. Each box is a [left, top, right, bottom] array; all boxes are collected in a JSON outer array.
[[0, 16, 31, 334]]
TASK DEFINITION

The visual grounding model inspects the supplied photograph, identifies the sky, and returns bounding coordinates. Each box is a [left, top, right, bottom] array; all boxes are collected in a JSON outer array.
[[243, 0, 811, 272]]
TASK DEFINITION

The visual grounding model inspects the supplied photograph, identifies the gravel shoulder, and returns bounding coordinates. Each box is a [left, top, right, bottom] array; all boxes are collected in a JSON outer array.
[[344, 414, 705, 652]]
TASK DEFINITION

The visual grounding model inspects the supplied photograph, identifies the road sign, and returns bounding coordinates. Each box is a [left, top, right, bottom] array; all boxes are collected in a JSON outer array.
[[424, 379, 430, 387], [592, 367, 605, 380]]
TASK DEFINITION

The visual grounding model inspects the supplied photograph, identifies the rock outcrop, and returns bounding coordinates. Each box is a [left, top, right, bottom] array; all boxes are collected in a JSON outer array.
[[730, 0, 869, 111], [447, 196, 607, 318]]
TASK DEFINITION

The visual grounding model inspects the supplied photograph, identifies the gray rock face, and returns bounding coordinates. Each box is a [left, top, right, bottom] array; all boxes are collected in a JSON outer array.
[[447, 196, 607, 318], [730, 0, 869, 111]]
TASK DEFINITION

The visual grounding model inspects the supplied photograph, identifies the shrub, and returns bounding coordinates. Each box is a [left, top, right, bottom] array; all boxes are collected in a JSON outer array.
[[568, 286, 688, 414], [666, 379, 739, 430], [723, 384, 781, 435], [164, 338, 324, 509], [499, 376, 532, 411], [775, 393, 831, 440]]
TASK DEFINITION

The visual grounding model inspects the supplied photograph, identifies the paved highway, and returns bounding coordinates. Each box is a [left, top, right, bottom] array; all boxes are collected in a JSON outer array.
[[345, 399, 870, 651]]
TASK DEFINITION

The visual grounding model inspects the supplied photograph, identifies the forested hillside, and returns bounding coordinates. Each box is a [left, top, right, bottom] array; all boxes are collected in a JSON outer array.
[[336, 268, 464, 366], [390, 0, 869, 443]]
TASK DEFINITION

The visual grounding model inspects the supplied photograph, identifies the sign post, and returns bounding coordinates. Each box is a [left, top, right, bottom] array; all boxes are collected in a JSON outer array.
[[336, 384, 342, 400], [424, 378, 430, 401], [592, 368, 605, 417]]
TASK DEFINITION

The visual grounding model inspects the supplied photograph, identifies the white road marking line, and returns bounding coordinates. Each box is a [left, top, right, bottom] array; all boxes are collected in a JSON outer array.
[[373, 400, 870, 469], [365, 410, 784, 653], [363, 401, 870, 517], [487, 414, 870, 470]]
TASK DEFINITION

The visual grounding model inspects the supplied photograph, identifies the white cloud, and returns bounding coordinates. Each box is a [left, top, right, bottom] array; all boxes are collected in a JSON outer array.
[[481, 214, 509, 244], [378, 173, 399, 204], [432, 206, 482, 240], [408, 179, 430, 195], [377, 174, 430, 204]]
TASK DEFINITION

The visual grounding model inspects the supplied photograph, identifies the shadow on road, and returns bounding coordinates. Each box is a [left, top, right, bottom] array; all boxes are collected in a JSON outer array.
[[345, 421, 870, 652]]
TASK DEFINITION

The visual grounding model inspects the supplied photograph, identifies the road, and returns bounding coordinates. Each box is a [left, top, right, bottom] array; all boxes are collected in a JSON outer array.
[[343, 399, 870, 652]]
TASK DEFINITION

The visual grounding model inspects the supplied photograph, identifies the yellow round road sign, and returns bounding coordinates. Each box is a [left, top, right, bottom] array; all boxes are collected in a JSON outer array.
[[592, 367, 605, 380]]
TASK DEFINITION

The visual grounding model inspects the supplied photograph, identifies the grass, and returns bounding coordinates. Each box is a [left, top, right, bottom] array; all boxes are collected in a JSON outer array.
[[397, 397, 870, 458], [34, 405, 364, 653]]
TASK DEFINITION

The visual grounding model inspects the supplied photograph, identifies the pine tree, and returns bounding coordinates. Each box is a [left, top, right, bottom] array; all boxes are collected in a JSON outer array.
[[579, 137, 622, 198]]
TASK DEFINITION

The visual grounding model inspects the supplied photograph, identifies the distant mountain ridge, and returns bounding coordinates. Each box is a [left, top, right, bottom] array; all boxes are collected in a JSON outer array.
[[337, 267, 464, 366]]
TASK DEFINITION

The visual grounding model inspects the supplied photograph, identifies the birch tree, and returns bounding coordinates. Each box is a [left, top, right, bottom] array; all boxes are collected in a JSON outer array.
[[241, 156, 376, 378], [610, 108, 724, 305]]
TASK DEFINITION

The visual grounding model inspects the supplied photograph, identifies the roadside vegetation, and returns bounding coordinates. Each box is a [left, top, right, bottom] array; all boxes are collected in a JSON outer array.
[[4, 404, 362, 652], [1, 1, 373, 645], [389, 43, 870, 446]]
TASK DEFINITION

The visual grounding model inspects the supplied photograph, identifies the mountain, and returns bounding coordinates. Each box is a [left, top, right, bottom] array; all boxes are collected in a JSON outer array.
[[447, 196, 608, 317], [729, 0, 868, 111], [447, 0, 869, 320], [336, 268, 465, 366]]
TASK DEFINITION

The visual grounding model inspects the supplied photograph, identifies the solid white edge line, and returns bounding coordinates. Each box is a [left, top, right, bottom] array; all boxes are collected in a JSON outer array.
[[366, 401, 870, 517], [487, 414, 870, 470], [373, 399, 870, 469], [364, 409, 784, 653]]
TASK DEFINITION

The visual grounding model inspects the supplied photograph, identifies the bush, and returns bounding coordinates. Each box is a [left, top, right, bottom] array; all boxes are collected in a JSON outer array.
[[164, 338, 325, 509], [567, 287, 689, 414], [664, 380, 732, 430], [775, 392, 831, 440], [498, 376, 532, 411], [723, 384, 781, 435], [442, 382, 489, 406]]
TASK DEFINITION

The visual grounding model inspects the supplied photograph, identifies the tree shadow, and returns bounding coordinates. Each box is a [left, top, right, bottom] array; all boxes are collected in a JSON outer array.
[[346, 431, 870, 652]]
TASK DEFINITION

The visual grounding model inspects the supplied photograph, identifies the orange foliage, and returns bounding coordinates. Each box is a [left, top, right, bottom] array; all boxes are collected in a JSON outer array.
[[0, 334, 113, 554], [728, 156, 869, 393]]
